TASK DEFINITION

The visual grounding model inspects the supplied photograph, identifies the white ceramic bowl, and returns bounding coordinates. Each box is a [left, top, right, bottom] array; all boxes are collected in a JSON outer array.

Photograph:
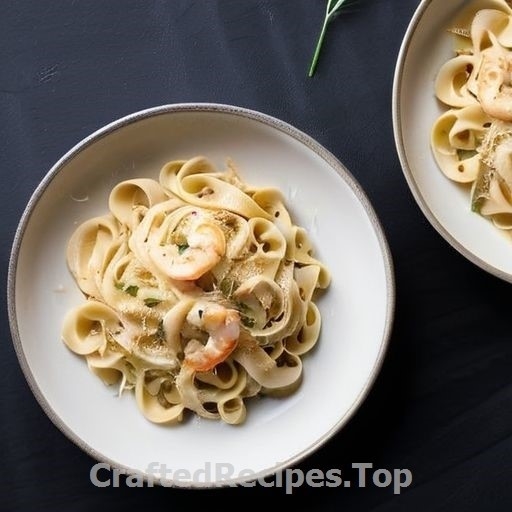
[[8, 103, 394, 487], [393, 0, 512, 282]]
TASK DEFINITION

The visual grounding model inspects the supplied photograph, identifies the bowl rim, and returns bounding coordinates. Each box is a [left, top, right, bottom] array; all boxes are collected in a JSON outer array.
[[392, 0, 512, 284], [7, 102, 395, 488]]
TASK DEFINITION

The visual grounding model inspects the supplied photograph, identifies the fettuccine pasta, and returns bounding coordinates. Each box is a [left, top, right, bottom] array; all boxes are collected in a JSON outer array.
[[431, 0, 512, 229], [62, 156, 330, 425]]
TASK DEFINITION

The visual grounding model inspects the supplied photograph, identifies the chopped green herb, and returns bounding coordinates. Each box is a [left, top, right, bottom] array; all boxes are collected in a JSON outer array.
[[144, 298, 161, 308], [219, 278, 238, 298], [457, 149, 478, 161], [241, 316, 255, 328], [115, 282, 125, 290], [125, 285, 139, 297], [235, 301, 250, 313], [177, 243, 189, 255]]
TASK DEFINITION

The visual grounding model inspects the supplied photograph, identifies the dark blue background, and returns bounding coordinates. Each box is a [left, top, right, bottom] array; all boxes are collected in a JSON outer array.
[[1, 0, 511, 509]]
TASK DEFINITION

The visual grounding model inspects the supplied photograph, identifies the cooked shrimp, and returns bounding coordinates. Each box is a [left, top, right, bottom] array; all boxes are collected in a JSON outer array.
[[183, 301, 240, 372], [477, 43, 512, 121], [168, 220, 226, 281]]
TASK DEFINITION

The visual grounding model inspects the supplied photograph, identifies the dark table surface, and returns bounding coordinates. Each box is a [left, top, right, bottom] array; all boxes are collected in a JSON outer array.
[[2, 0, 511, 510]]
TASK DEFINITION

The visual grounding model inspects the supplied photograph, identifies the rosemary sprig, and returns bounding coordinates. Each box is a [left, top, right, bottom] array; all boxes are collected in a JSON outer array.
[[308, 0, 357, 77]]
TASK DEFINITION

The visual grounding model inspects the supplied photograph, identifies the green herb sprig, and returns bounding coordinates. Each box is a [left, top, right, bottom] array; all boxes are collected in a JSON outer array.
[[308, 0, 357, 77], [125, 285, 139, 297], [144, 298, 161, 308], [177, 243, 189, 255]]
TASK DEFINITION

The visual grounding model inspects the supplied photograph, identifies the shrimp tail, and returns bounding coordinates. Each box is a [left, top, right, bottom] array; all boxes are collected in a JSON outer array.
[[184, 307, 240, 372]]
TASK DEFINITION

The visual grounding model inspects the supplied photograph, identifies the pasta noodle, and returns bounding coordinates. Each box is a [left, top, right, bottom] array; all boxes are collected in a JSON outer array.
[[431, 0, 512, 229], [62, 156, 330, 425]]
